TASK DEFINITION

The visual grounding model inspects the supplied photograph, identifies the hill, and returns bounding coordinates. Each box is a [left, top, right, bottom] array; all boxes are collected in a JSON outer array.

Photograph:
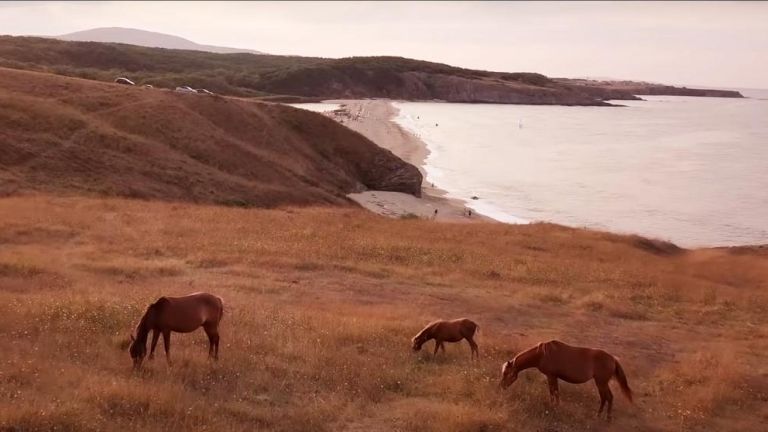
[[0, 36, 323, 97], [58, 27, 265, 55], [0, 36, 743, 104], [0, 67, 422, 206], [0, 195, 766, 431], [558, 78, 744, 98]]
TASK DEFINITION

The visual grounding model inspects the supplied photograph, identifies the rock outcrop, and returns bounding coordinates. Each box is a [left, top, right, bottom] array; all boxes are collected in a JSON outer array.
[[257, 68, 616, 106]]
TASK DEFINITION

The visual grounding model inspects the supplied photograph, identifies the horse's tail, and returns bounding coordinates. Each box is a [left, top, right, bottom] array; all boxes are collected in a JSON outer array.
[[614, 359, 633, 403]]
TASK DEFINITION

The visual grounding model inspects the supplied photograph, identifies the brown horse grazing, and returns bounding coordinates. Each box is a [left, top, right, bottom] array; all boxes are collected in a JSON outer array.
[[129, 292, 224, 369], [500, 340, 632, 420], [411, 318, 479, 359]]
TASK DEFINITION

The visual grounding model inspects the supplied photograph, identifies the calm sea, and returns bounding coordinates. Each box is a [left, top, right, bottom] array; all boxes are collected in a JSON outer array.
[[393, 91, 768, 247]]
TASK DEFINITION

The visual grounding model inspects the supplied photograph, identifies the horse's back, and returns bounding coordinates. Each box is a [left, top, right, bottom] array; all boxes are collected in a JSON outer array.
[[450, 318, 477, 338], [543, 340, 604, 356], [167, 292, 221, 303], [161, 292, 223, 331], [541, 340, 616, 382]]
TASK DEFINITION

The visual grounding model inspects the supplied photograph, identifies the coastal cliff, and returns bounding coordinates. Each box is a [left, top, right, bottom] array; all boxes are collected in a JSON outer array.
[[256, 67, 616, 106]]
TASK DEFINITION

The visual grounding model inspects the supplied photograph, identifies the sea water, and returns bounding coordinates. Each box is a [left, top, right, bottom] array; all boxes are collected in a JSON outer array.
[[393, 93, 768, 247]]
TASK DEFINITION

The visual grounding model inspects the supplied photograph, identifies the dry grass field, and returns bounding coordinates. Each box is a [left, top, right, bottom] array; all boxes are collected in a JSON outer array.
[[1, 195, 767, 431]]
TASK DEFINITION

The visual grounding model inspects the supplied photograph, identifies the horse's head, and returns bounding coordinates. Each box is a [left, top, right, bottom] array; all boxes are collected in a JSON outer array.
[[128, 333, 146, 369], [500, 360, 518, 388], [411, 334, 426, 352]]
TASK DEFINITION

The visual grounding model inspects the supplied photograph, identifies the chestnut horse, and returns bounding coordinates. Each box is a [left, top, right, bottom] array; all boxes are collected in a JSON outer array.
[[500, 340, 632, 420], [411, 318, 479, 359], [129, 292, 224, 369]]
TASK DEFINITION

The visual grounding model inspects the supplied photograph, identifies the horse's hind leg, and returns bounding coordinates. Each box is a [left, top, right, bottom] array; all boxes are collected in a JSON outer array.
[[149, 330, 160, 360], [162, 330, 172, 365], [214, 333, 220, 359], [596, 381, 612, 420], [466, 336, 479, 360], [204, 323, 220, 360]]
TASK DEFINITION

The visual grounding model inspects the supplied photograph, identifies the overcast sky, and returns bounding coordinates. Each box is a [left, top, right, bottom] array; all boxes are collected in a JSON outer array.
[[1, 1, 766, 88]]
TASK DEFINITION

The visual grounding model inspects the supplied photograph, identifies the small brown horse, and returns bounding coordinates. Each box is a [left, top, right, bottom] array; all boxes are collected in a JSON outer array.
[[411, 318, 479, 359], [500, 340, 632, 420], [129, 292, 224, 369]]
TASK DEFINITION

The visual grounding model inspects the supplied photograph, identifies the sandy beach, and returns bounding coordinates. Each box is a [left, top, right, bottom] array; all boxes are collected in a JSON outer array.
[[323, 99, 489, 222]]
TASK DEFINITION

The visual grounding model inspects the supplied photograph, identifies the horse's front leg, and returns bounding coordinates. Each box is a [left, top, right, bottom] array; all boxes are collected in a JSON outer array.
[[433, 340, 446, 358], [149, 330, 160, 360]]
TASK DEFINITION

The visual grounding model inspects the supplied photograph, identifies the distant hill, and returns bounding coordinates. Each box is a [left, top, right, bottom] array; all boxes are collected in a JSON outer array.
[[0, 36, 743, 104], [0, 67, 422, 205], [58, 27, 264, 55], [557, 78, 744, 99]]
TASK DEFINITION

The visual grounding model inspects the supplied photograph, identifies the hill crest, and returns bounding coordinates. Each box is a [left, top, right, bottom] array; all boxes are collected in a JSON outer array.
[[58, 27, 264, 55]]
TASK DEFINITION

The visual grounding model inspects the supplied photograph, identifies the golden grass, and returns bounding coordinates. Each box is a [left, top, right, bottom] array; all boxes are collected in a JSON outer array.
[[1, 196, 767, 431]]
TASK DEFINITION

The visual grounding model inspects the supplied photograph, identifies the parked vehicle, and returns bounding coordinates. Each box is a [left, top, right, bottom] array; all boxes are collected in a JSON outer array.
[[175, 86, 197, 94], [114, 77, 135, 86], [197, 88, 214, 96], [143, 84, 154, 89]]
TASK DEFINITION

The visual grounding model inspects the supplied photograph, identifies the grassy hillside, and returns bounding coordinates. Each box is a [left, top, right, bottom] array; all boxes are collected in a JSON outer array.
[[0, 36, 324, 97], [0, 36, 744, 104], [559, 79, 744, 98], [0, 67, 422, 205], [1, 196, 766, 431], [0, 36, 619, 104]]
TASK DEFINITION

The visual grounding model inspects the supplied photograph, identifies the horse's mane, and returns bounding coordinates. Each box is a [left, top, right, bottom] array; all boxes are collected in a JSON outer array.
[[413, 321, 438, 340], [512, 342, 546, 369], [538, 342, 547, 355], [134, 298, 168, 340]]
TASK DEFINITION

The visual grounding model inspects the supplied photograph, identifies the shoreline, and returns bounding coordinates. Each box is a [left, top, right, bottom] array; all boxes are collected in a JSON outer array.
[[324, 99, 491, 222]]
